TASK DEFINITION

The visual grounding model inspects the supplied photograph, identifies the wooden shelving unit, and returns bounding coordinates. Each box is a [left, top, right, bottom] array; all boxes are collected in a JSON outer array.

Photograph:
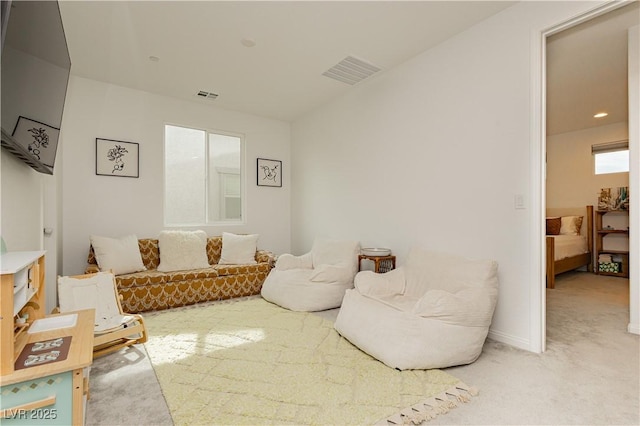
[[0, 251, 46, 375], [594, 210, 629, 278]]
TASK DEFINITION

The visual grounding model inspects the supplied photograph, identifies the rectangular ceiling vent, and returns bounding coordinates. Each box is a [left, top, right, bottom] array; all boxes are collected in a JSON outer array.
[[196, 90, 218, 100], [322, 56, 381, 85]]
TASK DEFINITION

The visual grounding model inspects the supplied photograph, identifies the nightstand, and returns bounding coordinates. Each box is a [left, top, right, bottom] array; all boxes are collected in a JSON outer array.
[[358, 254, 396, 273]]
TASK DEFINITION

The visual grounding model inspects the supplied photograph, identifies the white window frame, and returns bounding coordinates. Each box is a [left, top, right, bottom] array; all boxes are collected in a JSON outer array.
[[163, 123, 246, 226], [593, 140, 629, 175]]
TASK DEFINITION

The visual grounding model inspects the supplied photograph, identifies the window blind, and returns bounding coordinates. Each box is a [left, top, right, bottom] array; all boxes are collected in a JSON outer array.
[[591, 139, 629, 154]]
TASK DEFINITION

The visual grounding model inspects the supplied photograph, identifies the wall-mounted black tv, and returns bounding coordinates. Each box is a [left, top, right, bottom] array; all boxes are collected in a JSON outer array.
[[1, 0, 70, 175]]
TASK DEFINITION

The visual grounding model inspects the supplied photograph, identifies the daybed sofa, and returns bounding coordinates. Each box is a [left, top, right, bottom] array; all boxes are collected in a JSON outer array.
[[85, 233, 274, 313]]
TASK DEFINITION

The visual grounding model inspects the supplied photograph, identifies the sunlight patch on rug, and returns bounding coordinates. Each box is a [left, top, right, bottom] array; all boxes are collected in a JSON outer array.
[[144, 298, 477, 425]]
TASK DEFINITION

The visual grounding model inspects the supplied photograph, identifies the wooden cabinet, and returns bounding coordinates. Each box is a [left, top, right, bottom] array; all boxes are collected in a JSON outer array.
[[594, 210, 629, 278], [0, 310, 94, 425], [1, 252, 94, 425]]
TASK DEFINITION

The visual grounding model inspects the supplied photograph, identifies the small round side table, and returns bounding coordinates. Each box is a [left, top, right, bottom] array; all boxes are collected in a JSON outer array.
[[358, 254, 396, 273]]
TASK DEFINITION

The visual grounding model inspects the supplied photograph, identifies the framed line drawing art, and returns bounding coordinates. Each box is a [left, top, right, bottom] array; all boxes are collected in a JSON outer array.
[[96, 138, 139, 178], [12, 116, 60, 169], [257, 158, 282, 187]]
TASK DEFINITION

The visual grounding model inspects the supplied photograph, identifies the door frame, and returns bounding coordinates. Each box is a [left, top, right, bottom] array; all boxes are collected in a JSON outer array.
[[531, 1, 639, 352]]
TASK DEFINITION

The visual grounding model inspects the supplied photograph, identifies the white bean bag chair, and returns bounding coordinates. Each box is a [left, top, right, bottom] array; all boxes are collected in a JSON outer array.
[[261, 238, 360, 311], [334, 248, 499, 370]]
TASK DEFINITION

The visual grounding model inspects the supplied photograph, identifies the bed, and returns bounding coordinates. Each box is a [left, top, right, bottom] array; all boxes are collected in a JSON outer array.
[[546, 205, 593, 289]]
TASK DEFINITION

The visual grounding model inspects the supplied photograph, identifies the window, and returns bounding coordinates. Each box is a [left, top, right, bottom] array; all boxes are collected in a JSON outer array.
[[592, 140, 629, 175], [164, 124, 244, 225]]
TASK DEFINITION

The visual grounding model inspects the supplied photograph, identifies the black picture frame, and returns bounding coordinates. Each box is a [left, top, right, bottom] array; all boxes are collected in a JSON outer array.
[[257, 158, 282, 187], [12, 116, 60, 168], [96, 138, 139, 178]]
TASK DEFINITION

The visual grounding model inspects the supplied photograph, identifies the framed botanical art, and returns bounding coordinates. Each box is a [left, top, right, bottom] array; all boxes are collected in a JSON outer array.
[[11, 116, 60, 168], [96, 138, 139, 178], [257, 158, 282, 187]]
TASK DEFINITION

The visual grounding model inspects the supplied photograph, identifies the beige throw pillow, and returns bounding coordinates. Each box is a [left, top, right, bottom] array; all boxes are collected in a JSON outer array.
[[157, 230, 210, 272], [219, 232, 258, 265], [90, 234, 146, 275], [560, 216, 583, 236]]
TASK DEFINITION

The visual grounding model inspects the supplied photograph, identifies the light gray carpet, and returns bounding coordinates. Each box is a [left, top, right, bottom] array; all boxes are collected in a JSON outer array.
[[86, 272, 639, 425]]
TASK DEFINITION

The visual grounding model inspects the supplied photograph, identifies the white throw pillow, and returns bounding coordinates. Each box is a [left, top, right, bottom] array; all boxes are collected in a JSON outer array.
[[90, 234, 146, 275], [157, 230, 210, 272], [219, 232, 258, 265]]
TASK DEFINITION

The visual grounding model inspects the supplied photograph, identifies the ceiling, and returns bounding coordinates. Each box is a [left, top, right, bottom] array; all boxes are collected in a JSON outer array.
[[57, 1, 515, 122], [547, 1, 639, 136], [56, 1, 638, 131]]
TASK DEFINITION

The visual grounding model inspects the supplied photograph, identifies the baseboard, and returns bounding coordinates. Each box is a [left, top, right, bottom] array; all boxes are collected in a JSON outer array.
[[487, 328, 531, 352], [628, 323, 640, 335]]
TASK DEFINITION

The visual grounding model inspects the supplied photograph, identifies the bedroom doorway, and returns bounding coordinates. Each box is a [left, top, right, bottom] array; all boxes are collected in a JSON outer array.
[[542, 2, 639, 348]]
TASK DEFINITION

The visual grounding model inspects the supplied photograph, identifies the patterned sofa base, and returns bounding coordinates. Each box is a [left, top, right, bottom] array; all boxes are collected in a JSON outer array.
[[86, 237, 273, 313]]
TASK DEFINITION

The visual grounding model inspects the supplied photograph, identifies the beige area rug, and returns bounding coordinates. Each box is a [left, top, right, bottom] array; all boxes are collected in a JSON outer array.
[[144, 298, 477, 425]]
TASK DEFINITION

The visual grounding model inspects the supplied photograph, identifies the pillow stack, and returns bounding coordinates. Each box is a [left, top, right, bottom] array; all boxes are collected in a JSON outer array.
[[91, 231, 261, 274], [546, 216, 582, 236]]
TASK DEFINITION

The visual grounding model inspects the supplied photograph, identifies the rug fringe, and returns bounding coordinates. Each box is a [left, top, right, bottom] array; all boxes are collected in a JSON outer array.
[[375, 381, 479, 425]]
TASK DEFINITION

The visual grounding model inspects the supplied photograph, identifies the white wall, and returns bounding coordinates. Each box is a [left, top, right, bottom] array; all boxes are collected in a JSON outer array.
[[547, 122, 629, 209], [61, 76, 291, 276], [0, 143, 61, 313], [0, 153, 43, 250], [547, 122, 629, 251], [291, 1, 613, 351]]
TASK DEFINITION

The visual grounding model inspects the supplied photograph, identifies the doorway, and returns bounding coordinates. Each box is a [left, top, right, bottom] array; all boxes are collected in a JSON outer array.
[[540, 2, 639, 350]]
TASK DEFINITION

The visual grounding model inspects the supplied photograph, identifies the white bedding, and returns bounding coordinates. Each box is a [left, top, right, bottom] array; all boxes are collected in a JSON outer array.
[[550, 235, 588, 261]]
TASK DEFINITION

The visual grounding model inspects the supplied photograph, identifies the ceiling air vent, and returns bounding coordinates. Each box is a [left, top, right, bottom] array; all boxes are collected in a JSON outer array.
[[322, 56, 381, 85], [196, 90, 218, 100]]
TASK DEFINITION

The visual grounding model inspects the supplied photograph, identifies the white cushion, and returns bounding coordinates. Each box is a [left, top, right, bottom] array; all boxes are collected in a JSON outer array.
[[403, 247, 498, 297], [261, 269, 350, 311], [354, 269, 406, 299], [58, 272, 136, 333], [309, 262, 352, 283], [560, 215, 583, 236], [90, 234, 146, 275], [274, 252, 313, 270], [334, 248, 499, 370], [412, 288, 496, 326], [219, 232, 258, 265], [157, 230, 210, 272], [311, 238, 360, 267], [261, 238, 361, 311]]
